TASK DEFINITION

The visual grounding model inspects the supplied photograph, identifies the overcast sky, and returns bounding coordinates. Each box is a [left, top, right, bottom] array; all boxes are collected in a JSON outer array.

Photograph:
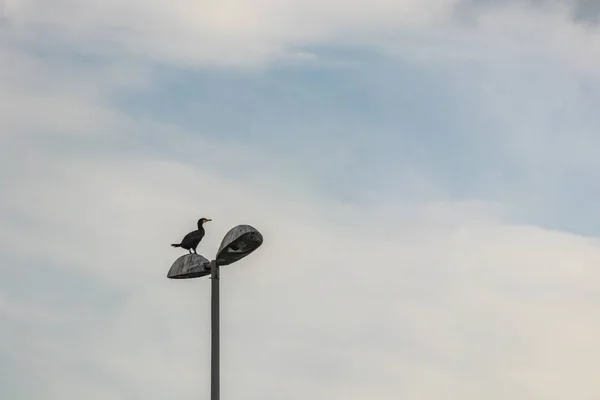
[[2, 1, 600, 399]]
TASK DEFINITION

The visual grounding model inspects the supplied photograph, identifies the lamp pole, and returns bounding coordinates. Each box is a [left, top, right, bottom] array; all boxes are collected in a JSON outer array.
[[167, 224, 263, 400], [211, 260, 220, 400]]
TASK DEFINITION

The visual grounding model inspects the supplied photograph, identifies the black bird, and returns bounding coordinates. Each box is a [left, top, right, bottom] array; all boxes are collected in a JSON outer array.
[[171, 218, 212, 254]]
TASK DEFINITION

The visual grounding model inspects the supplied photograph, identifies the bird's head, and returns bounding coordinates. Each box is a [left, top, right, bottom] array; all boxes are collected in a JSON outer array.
[[198, 217, 212, 226]]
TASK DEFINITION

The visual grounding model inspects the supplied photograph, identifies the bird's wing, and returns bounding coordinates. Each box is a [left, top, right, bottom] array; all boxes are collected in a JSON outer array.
[[180, 231, 199, 246]]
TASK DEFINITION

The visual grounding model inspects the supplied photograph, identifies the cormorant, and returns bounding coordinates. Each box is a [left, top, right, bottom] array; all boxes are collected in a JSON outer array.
[[171, 218, 212, 254]]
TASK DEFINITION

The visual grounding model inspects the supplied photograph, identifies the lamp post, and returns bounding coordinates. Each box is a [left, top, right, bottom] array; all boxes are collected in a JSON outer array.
[[167, 225, 264, 400]]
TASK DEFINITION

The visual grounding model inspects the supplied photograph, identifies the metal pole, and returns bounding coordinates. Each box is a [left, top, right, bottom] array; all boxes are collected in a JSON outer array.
[[211, 260, 220, 400]]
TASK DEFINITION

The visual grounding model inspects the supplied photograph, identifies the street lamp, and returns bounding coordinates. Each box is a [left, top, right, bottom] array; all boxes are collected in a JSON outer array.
[[167, 224, 264, 400]]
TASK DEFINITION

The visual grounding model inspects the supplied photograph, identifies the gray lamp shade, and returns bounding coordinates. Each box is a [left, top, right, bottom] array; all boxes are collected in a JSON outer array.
[[216, 225, 263, 266], [167, 253, 212, 279]]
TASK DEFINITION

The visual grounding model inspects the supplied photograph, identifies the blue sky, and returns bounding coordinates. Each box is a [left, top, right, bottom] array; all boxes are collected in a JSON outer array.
[[2, 1, 600, 399]]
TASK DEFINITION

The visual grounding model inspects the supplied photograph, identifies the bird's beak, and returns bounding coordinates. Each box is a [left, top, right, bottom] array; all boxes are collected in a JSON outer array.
[[205, 218, 212, 222]]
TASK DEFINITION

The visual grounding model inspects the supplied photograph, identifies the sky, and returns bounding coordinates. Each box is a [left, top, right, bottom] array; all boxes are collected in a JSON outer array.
[[1, 0, 600, 399]]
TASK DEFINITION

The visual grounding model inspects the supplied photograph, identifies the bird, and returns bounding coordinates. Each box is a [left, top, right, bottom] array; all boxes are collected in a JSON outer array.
[[171, 218, 212, 254]]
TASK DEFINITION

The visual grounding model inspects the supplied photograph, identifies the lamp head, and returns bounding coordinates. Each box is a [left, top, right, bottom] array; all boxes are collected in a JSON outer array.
[[216, 225, 263, 266], [167, 253, 212, 279]]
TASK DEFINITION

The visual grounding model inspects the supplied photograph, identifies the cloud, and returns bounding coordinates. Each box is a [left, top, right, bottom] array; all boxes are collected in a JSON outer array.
[[3, 145, 600, 399], [457, 0, 600, 24], [5, 0, 460, 67]]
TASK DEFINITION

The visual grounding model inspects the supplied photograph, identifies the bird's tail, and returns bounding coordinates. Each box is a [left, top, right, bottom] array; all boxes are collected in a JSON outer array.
[[171, 243, 181, 247]]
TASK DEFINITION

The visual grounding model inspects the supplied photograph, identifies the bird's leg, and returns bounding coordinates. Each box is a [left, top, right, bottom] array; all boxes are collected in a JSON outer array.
[[188, 249, 192, 254]]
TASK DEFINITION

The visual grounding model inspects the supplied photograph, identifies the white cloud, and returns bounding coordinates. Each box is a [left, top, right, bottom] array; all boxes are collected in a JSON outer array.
[[6, 0, 600, 72], [2, 139, 600, 398], [0, 38, 147, 139], [6, 0, 459, 67]]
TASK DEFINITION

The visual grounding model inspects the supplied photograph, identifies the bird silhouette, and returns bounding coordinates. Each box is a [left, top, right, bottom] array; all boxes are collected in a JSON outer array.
[[171, 218, 211, 254]]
